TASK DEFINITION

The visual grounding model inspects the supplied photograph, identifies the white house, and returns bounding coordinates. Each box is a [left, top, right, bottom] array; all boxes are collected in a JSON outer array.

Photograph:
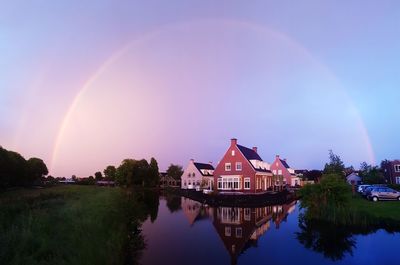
[[346, 172, 361, 185], [181, 159, 214, 190]]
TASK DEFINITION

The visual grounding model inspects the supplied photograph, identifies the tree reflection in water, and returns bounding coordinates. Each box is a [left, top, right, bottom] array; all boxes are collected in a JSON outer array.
[[125, 189, 160, 265], [296, 213, 356, 261], [296, 209, 400, 261]]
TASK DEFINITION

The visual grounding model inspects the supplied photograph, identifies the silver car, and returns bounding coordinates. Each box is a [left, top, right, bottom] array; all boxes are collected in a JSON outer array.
[[367, 187, 400, 201]]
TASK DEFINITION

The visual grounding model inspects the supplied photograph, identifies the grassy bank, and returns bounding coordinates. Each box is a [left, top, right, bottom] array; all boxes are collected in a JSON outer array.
[[0, 185, 132, 265], [349, 193, 400, 222]]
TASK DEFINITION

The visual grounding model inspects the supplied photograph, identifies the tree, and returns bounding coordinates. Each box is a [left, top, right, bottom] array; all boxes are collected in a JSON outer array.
[[94, 171, 103, 180], [166, 164, 183, 180], [359, 163, 385, 184], [323, 150, 345, 177], [300, 173, 349, 221], [116, 159, 135, 186], [27, 157, 48, 183], [103, 165, 117, 181], [148, 157, 159, 187]]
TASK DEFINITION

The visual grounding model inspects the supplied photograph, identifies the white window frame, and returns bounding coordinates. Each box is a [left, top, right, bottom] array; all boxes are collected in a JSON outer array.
[[244, 177, 250, 190], [396, 177, 400, 184], [231, 150, 235, 156], [236, 162, 242, 171], [225, 226, 231, 237], [218, 176, 241, 190], [278, 169, 282, 175], [395, 165, 400, 173], [236, 228, 242, 238], [225, 163, 231, 171], [244, 208, 251, 221]]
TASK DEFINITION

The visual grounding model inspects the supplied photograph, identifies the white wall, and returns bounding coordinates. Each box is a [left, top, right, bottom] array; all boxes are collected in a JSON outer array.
[[181, 161, 203, 189]]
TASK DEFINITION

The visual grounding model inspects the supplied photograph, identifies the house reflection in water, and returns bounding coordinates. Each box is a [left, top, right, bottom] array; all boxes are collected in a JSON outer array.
[[181, 197, 297, 264]]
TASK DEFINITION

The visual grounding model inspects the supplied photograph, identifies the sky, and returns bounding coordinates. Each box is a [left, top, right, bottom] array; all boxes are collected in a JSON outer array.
[[1, 1, 399, 177]]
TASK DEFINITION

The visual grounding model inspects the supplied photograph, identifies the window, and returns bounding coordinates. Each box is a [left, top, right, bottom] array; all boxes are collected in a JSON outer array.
[[184, 181, 186, 186], [192, 172, 196, 177], [217, 177, 241, 190], [225, 226, 231, 237], [244, 208, 251, 221], [236, 228, 242, 238], [278, 169, 282, 175], [273, 170, 277, 175], [236, 162, 242, 171], [395, 165, 400, 173], [187, 173, 191, 177], [244, 178, 250, 189], [231, 150, 235, 156], [225, 163, 231, 171], [396, 177, 400, 184]]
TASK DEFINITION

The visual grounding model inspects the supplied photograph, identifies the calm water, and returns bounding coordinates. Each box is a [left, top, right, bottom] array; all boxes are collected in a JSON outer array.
[[138, 195, 400, 265]]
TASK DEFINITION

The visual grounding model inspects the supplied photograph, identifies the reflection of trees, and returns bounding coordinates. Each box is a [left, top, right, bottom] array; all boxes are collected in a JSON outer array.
[[296, 213, 356, 261], [165, 194, 182, 213], [125, 189, 160, 264]]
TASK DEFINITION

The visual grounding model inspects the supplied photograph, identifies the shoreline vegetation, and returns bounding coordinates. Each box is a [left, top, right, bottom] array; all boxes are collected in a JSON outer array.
[[0, 185, 159, 265]]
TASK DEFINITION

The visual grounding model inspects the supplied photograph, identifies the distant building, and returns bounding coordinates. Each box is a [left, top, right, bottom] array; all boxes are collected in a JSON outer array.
[[346, 172, 361, 185], [160, 172, 180, 187], [213, 138, 275, 194], [270, 155, 300, 187], [382, 160, 400, 184], [181, 159, 214, 190]]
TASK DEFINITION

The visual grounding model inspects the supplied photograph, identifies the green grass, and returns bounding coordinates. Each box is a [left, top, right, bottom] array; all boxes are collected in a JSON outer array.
[[349, 194, 400, 221], [0, 185, 131, 265]]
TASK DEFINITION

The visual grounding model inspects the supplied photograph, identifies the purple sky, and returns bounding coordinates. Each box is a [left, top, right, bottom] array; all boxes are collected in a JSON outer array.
[[1, 1, 399, 177]]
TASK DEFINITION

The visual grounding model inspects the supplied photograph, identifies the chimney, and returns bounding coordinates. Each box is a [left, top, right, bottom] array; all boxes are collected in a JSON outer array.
[[276, 155, 280, 159], [208, 161, 213, 165], [252, 147, 258, 153], [283, 158, 287, 162], [231, 138, 237, 146]]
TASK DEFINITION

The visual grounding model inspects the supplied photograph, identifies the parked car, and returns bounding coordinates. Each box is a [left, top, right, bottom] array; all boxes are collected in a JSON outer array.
[[362, 186, 375, 197], [357, 185, 371, 193], [366, 187, 400, 201]]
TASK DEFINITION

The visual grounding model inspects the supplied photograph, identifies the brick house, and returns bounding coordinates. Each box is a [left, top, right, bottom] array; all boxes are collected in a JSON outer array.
[[270, 155, 300, 187], [213, 138, 275, 194], [382, 160, 400, 184], [181, 159, 214, 190]]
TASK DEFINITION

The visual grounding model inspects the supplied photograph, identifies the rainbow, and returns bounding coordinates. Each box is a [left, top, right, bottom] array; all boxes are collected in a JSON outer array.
[[50, 19, 375, 175]]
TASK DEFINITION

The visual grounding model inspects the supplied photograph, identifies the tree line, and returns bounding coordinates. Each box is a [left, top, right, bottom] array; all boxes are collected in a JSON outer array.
[[0, 146, 48, 188]]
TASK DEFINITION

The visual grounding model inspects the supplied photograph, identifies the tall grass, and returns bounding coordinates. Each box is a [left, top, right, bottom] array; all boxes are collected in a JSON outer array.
[[0, 186, 133, 265]]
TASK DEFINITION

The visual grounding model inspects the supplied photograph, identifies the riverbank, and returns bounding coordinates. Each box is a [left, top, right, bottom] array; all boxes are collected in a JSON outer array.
[[349, 194, 400, 222], [0, 185, 139, 265], [164, 188, 298, 207]]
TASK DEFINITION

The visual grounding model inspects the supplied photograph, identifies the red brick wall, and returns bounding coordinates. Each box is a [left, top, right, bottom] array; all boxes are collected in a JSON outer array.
[[270, 157, 292, 185], [213, 140, 257, 193]]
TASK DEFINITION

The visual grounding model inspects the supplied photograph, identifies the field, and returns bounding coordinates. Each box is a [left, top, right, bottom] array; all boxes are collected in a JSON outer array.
[[0, 185, 131, 265]]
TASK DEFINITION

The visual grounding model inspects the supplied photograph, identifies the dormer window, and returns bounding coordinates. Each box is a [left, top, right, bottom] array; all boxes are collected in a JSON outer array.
[[231, 150, 235, 156], [225, 163, 231, 171]]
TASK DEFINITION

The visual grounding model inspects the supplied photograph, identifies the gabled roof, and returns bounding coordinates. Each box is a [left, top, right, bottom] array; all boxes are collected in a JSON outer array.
[[237, 145, 271, 173], [280, 159, 290, 169], [193, 162, 214, 176], [237, 145, 262, 160]]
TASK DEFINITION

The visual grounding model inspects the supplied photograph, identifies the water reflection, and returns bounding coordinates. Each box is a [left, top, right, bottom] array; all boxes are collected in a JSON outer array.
[[181, 197, 296, 264], [140, 194, 400, 265]]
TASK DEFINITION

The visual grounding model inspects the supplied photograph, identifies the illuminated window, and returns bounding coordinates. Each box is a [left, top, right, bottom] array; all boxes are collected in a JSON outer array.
[[231, 150, 235, 156]]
